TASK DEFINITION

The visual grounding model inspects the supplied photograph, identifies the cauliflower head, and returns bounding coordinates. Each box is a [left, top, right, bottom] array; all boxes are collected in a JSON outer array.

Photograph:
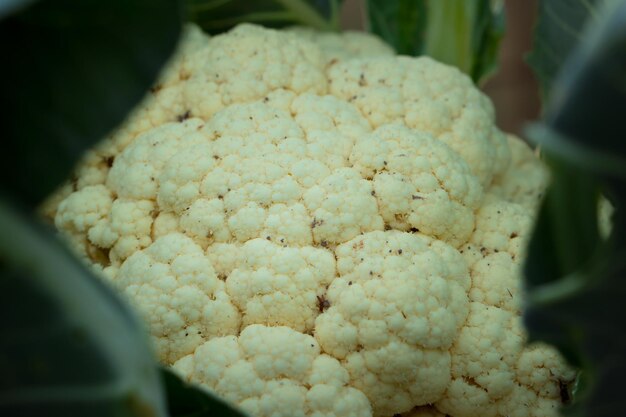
[[49, 23, 574, 417]]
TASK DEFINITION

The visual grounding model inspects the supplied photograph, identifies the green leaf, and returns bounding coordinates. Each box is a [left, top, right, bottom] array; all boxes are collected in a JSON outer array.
[[523, 223, 626, 417], [522, 149, 603, 365], [0, 0, 36, 19], [0, 195, 166, 416], [366, 0, 427, 56], [524, 258, 626, 417], [366, 0, 505, 83], [0, 0, 182, 207], [186, 0, 342, 33], [524, 152, 602, 284], [160, 368, 248, 417], [523, 1, 626, 415], [526, 0, 608, 102], [543, 0, 626, 158]]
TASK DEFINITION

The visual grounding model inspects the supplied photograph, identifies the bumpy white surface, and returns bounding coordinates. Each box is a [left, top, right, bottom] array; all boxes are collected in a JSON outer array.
[[51, 23, 575, 417], [174, 325, 372, 417]]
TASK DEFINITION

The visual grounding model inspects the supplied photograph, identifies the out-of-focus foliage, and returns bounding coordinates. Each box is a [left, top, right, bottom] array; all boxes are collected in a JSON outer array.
[[0, 0, 36, 18], [161, 368, 249, 417], [524, 1, 626, 416], [526, 0, 607, 102], [0, 0, 182, 207], [0, 1, 247, 416], [186, 0, 343, 33], [366, 0, 505, 83], [0, 196, 167, 417]]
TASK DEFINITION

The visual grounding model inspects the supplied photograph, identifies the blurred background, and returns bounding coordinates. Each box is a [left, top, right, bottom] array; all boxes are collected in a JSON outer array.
[[340, 0, 540, 137]]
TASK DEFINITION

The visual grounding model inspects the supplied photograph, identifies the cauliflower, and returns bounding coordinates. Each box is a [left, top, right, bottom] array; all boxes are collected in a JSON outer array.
[[49, 23, 575, 417]]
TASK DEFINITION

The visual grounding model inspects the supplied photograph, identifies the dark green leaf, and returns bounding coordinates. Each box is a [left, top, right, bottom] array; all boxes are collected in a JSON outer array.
[[526, 0, 607, 102], [186, 0, 342, 33], [161, 368, 248, 417], [468, 0, 506, 83], [0, 0, 182, 207], [524, 233, 626, 417], [524, 1, 626, 415], [522, 131, 605, 366], [525, 125, 626, 180], [544, 0, 626, 158], [366, 0, 505, 83], [522, 149, 603, 366], [366, 0, 427, 56], [524, 146, 602, 281], [0, 0, 36, 19], [0, 195, 166, 416]]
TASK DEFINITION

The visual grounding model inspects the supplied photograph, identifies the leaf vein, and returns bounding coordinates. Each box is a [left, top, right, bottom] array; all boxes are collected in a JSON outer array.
[[545, 3, 584, 41], [579, 0, 600, 21]]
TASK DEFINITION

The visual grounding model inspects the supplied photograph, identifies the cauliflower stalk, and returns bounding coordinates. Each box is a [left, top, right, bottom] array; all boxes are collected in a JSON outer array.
[[49, 23, 573, 417]]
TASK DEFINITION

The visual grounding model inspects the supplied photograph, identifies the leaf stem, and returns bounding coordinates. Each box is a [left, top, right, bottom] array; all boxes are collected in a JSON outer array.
[[423, 0, 473, 74], [527, 271, 589, 306], [328, 0, 341, 30], [526, 123, 626, 180]]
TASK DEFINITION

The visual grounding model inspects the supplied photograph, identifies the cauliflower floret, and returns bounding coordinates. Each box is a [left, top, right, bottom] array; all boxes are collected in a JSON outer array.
[[72, 150, 112, 189], [107, 118, 207, 200], [182, 23, 328, 121], [288, 27, 395, 65], [497, 384, 565, 417], [328, 56, 510, 186], [303, 168, 384, 244], [467, 252, 522, 313], [315, 231, 470, 416], [496, 343, 576, 417], [57, 119, 212, 267], [55, 184, 114, 238], [205, 242, 244, 279], [437, 306, 575, 417], [54, 184, 115, 262], [488, 135, 549, 211], [461, 194, 532, 322], [226, 238, 335, 332], [88, 198, 156, 265], [437, 303, 525, 417], [174, 325, 372, 417], [115, 233, 240, 364], [458, 195, 534, 316], [350, 123, 483, 247], [467, 196, 533, 261], [157, 99, 383, 247], [515, 343, 576, 401]]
